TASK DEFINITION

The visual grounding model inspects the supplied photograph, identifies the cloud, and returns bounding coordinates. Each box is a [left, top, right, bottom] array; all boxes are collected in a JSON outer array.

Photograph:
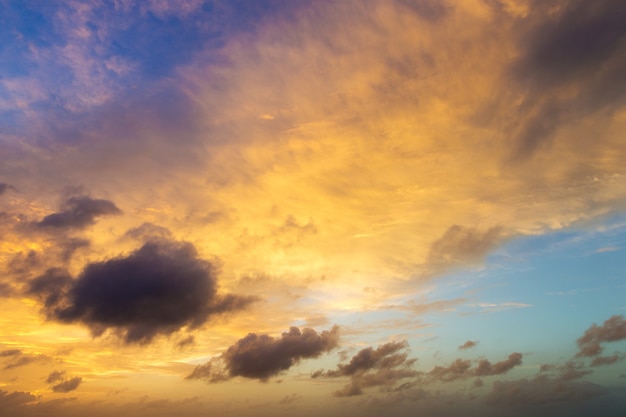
[[2, 349, 51, 370], [0, 390, 38, 409], [485, 377, 607, 407], [187, 326, 339, 382], [312, 340, 418, 397], [576, 315, 626, 358], [51, 376, 82, 393], [46, 370, 66, 384], [507, 0, 626, 159], [427, 353, 522, 382], [0, 183, 17, 195], [36, 196, 121, 229], [424, 225, 504, 276], [0, 349, 22, 357], [459, 340, 478, 350], [28, 239, 257, 344]]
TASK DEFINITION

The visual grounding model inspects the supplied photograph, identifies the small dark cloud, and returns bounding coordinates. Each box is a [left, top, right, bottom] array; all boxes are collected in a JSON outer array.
[[28, 239, 257, 344], [576, 315, 626, 358], [427, 353, 522, 382], [46, 370, 66, 384], [312, 340, 419, 397], [36, 196, 121, 229], [0, 349, 22, 357], [187, 326, 339, 382], [176, 335, 196, 349], [459, 340, 478, 350], [51, 376, 82, 393]]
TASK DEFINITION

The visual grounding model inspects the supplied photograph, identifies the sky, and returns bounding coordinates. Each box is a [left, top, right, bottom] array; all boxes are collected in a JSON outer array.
[[1, 0, 626, 416]]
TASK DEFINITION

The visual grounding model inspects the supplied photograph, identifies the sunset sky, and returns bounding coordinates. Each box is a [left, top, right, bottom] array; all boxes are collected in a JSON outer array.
[[1, 1, 626, 416]]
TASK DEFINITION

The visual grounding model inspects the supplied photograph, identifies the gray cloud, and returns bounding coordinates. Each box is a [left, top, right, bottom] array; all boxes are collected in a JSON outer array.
[[36, 196, 121, 229], [576, 315, 626, 358], [427, 353, 522, 382], [187, 326, 339, 382], [28, 239, 257, 344], [312, 340, 418, 397], [51, 377, 82, 393]]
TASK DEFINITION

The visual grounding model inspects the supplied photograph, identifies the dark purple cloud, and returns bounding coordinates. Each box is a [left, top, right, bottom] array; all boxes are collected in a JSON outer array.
[[36, 196, 121, 229], [187, 326, 339, 382], [28, 239, 257, 344], [507, 0, 626, 159]]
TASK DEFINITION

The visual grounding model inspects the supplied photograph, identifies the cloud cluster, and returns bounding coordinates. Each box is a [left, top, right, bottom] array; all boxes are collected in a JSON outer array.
[[312, 341, 418, 397], [187, 326, 339, 382], [28, 239, 257, 344], [576, 315, 626, 358], [36, 196, 121, 229], [427, 353, 522, 383]]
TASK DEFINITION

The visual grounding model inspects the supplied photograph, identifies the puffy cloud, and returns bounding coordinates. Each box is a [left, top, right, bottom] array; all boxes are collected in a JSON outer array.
[[576, 315, 626, 358], [187, 326, 339, 382], [36, 196, 121, 229], [312, 340, 418, 397], [51, 377, 82, 393], [28, 239, 257, 344]]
